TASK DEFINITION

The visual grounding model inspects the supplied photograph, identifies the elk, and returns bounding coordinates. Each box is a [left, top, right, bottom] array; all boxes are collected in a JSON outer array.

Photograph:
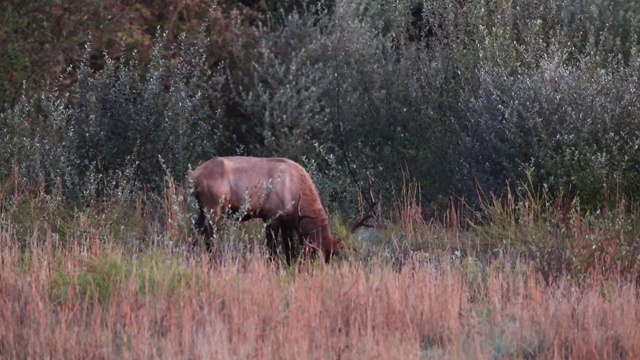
[[190, 156, 377, 264]]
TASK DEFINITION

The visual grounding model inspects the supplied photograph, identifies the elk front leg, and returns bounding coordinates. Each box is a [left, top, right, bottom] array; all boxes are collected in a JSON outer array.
[[194, 200, 215, 252], [266, 223, 279, 261]]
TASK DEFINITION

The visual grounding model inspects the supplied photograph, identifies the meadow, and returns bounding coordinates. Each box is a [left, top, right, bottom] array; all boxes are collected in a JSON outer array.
[[2, 175, 639, 359], [2, 0, 640, 358]]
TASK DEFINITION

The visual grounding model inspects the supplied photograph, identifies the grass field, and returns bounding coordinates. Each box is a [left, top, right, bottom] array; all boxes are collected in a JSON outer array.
[[1, 177, 639, 359]]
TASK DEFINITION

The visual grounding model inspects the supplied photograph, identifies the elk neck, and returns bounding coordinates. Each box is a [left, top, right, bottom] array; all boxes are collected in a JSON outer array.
[[298, 208, 334, 245]]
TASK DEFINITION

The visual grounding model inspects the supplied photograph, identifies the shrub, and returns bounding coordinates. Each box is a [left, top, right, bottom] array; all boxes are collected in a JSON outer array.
[[462, 55, 640, 208], [1, 30, 223, 201]]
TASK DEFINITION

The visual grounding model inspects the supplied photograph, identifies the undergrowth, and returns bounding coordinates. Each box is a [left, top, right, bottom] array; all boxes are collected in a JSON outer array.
[[2, 171, 640, 358]]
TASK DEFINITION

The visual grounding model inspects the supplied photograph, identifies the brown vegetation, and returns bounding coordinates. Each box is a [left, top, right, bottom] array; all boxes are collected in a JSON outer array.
[[1, 226, 639, 359], [1, 175, 639, 359]]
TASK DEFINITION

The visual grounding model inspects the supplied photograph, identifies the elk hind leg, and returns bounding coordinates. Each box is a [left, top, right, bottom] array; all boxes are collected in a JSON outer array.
[[282, 227, 296, 266]]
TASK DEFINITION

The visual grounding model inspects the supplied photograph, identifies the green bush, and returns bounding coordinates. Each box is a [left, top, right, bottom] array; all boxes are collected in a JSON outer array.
[[463, 58, 640, 208], [224, 0, 640, 210], [1, 31, 223, 201]]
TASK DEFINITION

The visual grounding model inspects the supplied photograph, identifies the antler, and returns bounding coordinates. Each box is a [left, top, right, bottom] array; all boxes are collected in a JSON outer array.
[[349, 201, 377, 234], [350, 174, 378, 235]]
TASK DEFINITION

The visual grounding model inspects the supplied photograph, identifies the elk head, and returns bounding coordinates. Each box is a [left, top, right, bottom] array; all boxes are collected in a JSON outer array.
[[300, 175, 379, 263]]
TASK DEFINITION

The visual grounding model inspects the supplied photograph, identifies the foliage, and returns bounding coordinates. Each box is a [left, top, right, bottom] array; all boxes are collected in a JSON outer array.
[[222, 0, 640, 210], [463, 57, 640, 209], [0, 0, 220, 108], [1, 0, 640, 212]]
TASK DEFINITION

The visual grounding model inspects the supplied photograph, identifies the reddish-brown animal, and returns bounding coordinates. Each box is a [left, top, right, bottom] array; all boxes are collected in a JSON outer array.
[[190, 156, 376, 264]]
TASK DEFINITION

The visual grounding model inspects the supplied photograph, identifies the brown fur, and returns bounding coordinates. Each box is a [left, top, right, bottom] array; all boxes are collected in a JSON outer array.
[[190, 156, 340, 264]]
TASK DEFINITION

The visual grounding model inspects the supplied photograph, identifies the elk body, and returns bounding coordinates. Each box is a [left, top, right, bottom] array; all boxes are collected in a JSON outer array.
[[191, 157, 338, 263]]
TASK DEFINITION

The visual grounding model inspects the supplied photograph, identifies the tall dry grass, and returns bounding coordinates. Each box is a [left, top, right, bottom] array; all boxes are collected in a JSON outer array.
[[1, 177, 640, 359]]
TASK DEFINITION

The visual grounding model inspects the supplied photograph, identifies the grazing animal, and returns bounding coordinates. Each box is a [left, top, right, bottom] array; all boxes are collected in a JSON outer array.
[[190, 156, 376, 264]]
